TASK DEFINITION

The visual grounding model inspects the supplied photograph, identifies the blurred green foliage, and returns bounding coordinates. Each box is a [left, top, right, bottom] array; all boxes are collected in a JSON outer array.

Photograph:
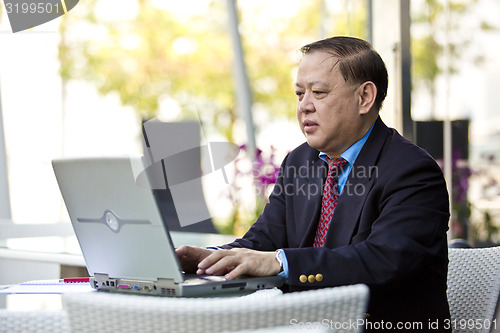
[[60, 0, 237, 134], [58, 0, 368, 142], [411, 0, 495, 115], [60, 0, 297, 141]]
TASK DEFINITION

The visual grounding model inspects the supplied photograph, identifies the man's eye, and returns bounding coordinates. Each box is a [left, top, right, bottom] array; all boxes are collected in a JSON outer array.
[[313, 91, 325, 95], [295, 91, 304, 97]]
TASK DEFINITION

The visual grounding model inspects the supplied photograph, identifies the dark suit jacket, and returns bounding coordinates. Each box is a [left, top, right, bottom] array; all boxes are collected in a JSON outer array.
[[224, 118, 450, 329]]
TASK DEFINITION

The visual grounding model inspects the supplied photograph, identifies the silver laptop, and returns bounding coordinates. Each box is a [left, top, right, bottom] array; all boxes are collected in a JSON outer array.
[[52, 156, 283, 297]]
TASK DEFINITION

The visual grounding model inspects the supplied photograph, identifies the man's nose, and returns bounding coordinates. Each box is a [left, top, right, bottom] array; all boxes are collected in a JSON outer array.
[[298, 92, 315, 113]]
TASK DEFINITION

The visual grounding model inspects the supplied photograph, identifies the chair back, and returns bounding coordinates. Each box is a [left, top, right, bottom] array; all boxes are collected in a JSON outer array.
[[0, 310, 69, 333], [447, 247, 500, 333], [64, 284, 369, 333]]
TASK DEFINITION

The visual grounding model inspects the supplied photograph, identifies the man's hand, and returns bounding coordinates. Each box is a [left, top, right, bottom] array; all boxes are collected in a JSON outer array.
[[175, 245, 214, 274], [197, 248, 281, 280]]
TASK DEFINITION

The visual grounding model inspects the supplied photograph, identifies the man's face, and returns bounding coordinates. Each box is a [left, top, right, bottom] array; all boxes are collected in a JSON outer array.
[[295, 51, 365, 158]]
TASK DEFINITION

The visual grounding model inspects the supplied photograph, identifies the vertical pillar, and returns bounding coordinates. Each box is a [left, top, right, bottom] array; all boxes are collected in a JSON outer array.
[[0, 79, 12, 227], [400, 0, 413, 141], [367, 0, 373, 44], [0, 78, 12, 308], [372, 0, 413, 141], [226, 0, 256, 159], [443, 0, 453, 238]]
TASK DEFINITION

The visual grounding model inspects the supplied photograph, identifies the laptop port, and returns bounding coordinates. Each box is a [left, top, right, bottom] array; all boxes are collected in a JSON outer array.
[[221, 282, 246, 289]]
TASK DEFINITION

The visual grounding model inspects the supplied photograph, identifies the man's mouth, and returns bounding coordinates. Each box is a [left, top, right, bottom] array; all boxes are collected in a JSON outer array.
[[303, 120, 318, 133]]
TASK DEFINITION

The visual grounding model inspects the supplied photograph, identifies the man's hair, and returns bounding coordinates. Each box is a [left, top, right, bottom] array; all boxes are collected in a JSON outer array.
[[300, 36, 388, 111]]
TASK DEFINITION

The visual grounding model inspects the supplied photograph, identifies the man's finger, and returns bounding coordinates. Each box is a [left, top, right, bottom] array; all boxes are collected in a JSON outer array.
[[224, 262, 249, 280], [175, 245, 193, 258], [198, 250, 233, 270], [175, 245, 214, 274], [204, 254, 239, 275]]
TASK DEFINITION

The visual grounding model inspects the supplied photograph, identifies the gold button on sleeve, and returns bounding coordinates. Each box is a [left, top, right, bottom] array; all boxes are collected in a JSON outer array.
[[299, 275, 307, 283], [308, 275, 315, 283], [315, 274, 323, 282]]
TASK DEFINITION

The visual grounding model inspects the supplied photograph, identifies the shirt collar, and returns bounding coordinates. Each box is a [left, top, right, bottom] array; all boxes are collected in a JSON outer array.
[[318, 123, 375, 166]]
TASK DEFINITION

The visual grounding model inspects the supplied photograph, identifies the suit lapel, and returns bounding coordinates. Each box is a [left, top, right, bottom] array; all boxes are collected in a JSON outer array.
[[324, 117, 390, 248], [299, 154, 328, 247]]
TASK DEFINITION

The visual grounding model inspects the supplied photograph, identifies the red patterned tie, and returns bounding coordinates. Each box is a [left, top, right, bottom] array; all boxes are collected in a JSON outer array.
[[313, 157, 348, 247]]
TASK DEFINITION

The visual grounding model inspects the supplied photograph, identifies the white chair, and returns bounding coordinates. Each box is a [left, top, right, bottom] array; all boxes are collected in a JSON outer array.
[[64, 284, 369, 333], [0, 310, 70, 333], [447, 247, 500, 333]]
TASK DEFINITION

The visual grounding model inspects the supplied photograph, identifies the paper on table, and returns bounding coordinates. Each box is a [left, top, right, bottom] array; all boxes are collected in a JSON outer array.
[[0, 280, 95, 294]]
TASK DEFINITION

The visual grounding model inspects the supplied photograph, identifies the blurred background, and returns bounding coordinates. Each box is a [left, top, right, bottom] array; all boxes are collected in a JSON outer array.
[[1, 0, 499, 251]]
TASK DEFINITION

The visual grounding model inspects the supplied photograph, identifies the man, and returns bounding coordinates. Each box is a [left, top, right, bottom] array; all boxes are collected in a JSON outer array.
[[177, 36, 450, 330]]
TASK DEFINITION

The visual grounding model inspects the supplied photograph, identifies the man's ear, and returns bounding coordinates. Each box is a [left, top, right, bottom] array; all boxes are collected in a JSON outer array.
[[357, 81, 377, 115]]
